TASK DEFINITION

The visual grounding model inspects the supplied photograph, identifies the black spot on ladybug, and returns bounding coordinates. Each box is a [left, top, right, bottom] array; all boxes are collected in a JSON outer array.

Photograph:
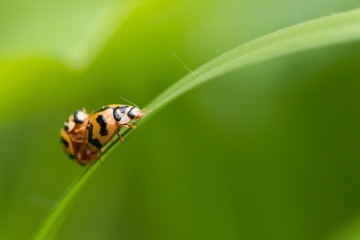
[[74, 110, 84, 124], [113, 107, 122, 121], [90, 138, 102, 149], [69, 154, 75, 159], [128, 107, 136, 119], [88, 123, 102, 149], [64, 125, 69, 131], [119, 106, 128, 113], [61, 137, 69, 148], [96, 114, 108, 136], [88, 123, 94, 141]]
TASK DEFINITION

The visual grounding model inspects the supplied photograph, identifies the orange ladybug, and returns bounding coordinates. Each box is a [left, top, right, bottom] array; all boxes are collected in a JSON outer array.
[[61, 105, 145, 167], [60, 109, 97, 166], [86, 104, 145, 161]]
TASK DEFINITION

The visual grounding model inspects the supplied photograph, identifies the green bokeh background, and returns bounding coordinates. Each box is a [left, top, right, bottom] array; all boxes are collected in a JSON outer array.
[[1, 0, 360, 239]]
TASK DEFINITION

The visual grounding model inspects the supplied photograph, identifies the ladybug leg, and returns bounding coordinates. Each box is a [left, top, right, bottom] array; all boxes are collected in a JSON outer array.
[[116, 122, 136, 129], [116, 132, 124, 143], [73, 125, 87, 133], [119, 124, 137, 129], [99, 149, 103, 163], [76, 148, 83, 161]]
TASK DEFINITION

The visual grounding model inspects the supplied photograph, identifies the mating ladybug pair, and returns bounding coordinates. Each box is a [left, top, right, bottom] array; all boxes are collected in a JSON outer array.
[[60, 104, 145, 167]]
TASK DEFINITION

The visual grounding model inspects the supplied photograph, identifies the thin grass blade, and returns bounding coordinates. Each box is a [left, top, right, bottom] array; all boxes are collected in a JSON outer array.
[[33, 8, 360, 239]]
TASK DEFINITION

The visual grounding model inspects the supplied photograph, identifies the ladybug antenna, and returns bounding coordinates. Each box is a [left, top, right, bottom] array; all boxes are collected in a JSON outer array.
[[120, 96, 140, 109]]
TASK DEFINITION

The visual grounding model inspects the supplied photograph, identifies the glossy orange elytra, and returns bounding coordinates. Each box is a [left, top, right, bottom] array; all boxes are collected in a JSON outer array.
[[60, 104, 145, 167]]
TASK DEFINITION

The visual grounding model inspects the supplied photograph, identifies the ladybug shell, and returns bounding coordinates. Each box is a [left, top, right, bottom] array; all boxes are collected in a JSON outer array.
[[87, 107, 120, 152], [61, 109, 98, 166], [60, 128, 76, 159]]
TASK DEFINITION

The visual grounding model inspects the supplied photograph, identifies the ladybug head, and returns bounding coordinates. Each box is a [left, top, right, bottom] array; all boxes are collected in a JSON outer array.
[[128, 107, 144, 120], [113, 105, 145, 125]]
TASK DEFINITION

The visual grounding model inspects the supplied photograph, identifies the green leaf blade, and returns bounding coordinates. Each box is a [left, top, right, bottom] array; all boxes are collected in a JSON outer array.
[[146, 8, 360, 116], [33, 8, 360, 240]]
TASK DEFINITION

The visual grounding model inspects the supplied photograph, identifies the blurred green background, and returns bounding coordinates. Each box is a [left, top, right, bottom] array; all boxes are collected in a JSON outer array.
[[1, 0, 360, 239]]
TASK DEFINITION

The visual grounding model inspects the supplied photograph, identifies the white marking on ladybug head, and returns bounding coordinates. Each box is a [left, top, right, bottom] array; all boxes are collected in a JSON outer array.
[[128, 107, 144, 119], [115, 108, 123, 118], [119, 115, 130, 125], [76, 111, 87, 122], [66, 121, 75, 132]]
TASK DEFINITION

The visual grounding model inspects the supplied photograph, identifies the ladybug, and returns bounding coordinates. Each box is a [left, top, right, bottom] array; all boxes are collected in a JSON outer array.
[[60, 109, 97, 166], [86, 104, 145, 161], [60, 128, 76, 159]]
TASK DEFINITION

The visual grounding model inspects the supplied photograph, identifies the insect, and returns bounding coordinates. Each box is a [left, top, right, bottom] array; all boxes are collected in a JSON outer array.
[[86, 104, 145, 162], [60, 109, 97, 166], [61, 104, 145, 167]]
